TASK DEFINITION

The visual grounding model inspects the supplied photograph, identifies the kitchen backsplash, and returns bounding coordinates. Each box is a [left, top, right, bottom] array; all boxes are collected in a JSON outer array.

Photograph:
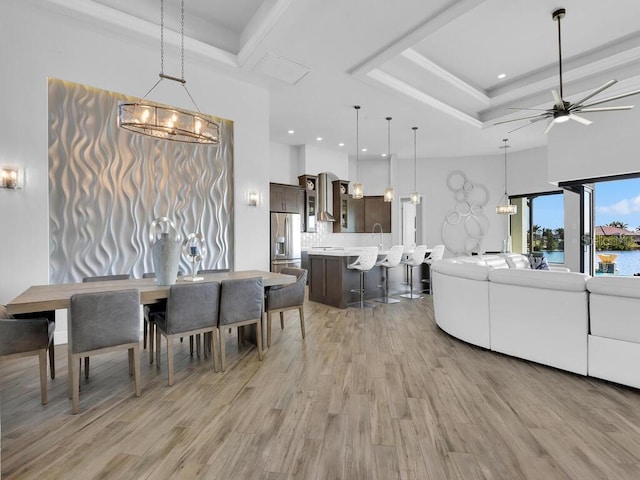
[[301, 221, 392, 249]]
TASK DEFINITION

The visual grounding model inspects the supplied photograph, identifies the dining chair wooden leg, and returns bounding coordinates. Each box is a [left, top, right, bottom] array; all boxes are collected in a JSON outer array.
[[128, 349, 133, 375], [280, 312, 284, 330], [212, 328, 220, 373], [299, 307, 306, 339], [38, 349, 48, 405], [49, 343, 55, 379], [267, 312, 272, 348], [71, 354, 80, 414], [196, 334, 201, 358], [149, 323, 155, 364], [167, 337, 175, 387], [220, 328, 226, 372], [143, 320, 148, 349], [84, 357, 89, 380], [132, 345, 141, 397], [155, 329, 161, 367], [257, 317, 263, 361], [189, 336, 194, 356]]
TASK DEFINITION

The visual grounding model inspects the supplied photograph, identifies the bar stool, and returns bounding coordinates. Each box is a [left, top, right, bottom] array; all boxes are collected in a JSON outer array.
[[347, 247, 379, 308], [375, 245, 404, 304], [422, 244, 445, 295], [400, 245, 428, 299]]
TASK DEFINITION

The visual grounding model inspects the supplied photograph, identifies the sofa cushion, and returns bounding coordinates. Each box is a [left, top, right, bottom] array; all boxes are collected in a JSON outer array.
[[489, 268, 588, 291], [528, 254, 550, 270], [431, 261, 491, 281], [587, 276, 640, 299], [500, 253, 530, 269], [481, 255, 510, 269]]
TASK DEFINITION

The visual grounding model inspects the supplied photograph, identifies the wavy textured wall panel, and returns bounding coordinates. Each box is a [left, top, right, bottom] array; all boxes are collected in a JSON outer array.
[[48, 78, 233, 283]]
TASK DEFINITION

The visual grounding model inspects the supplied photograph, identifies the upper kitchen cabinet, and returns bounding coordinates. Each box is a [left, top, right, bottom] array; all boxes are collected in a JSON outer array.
[[298, 175, 317, 232], [364, 196, 391, 233], [270, 183, 303, 214], [332, 180, 357, 233]]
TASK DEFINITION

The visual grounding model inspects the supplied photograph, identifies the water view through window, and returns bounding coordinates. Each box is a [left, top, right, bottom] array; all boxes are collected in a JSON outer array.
[[594, 177, 640, 276], [528, 193, 565, 264]]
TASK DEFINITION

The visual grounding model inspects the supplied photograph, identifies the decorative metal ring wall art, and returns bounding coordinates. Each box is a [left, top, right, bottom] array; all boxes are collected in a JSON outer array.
[[442, 170, 489, 255]]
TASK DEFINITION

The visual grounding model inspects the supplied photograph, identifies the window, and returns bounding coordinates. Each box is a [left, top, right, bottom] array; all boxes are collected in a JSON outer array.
[[511, 192, 564, 263]]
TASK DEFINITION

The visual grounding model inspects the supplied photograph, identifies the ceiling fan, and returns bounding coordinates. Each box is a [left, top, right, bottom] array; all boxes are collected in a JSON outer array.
[[495, 8, 640, 134]]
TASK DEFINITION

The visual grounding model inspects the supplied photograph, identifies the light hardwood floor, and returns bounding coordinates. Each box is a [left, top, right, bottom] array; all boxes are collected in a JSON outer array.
[[2, 295, 640, 479]]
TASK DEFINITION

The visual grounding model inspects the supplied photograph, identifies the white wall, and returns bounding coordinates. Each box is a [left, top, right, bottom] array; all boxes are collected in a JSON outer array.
[[548, 106, 640, 183], [300, 144, 349, 180], [392, 154, 506, 255], [269, 142, 299, 184], [0, 1, 270, 343]]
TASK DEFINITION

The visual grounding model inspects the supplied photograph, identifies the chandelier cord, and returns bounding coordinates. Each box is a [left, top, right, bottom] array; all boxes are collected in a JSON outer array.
[[413, 127, 418, 191], [356, 106, 360, 183], [503, 138, 508, 199], [140, 0, 202, 113], [387, 117, 391, 183]]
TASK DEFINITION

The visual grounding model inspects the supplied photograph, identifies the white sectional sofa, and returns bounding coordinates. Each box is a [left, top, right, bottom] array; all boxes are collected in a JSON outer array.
[[489, 268, 589, 375], [431, 253, 640, 387], [587, 276, 640, 388]]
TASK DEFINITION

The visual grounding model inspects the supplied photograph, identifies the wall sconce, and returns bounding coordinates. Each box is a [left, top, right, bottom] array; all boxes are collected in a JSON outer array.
[[1, 168, 20, 189], [248, 191, 259, 206]]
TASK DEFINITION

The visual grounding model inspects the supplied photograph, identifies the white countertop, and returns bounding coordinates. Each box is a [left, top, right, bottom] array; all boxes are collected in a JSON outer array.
[[306, 247, 386, 257]]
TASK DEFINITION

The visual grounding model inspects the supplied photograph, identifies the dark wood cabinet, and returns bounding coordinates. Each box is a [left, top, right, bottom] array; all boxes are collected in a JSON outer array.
[[298, 175, 317, 232], [332, 180, 357, 233], [364, 196, 391, 232], [309, 255, 345, 306], [269, 183, 302, 214]]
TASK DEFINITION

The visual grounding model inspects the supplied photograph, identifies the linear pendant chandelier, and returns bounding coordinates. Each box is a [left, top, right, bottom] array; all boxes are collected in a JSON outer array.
[[496, 138, 517, 215], [117, 0, 219, 144]]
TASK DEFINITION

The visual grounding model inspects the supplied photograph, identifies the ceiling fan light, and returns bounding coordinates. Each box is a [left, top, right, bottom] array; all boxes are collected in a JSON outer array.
[[554, 114, 570, 124]]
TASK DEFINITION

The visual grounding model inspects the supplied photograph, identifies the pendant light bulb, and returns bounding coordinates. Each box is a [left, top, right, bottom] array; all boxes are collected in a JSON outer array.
[[384, 116, 394, 202], [352, 106, 363, 200], [410, 126, 420, 205]]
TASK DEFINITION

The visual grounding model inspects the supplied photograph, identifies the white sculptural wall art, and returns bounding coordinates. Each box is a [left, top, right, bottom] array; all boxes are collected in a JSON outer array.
[[442, 170, 490, 255]]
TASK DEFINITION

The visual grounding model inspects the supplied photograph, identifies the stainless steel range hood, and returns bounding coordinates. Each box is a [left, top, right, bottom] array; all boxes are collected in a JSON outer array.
[[316, 172, 337, 222]]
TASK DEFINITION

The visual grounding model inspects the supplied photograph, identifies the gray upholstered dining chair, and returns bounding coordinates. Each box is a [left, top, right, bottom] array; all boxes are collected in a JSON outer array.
[[152, 282, 221, 386], [218, 277, 264, 371], [265, 267, 307, 348], [197, 268, 231, 274], [80, 274, 132, 378], [68, 289, 141, 414], [0, 305, 55, 405]]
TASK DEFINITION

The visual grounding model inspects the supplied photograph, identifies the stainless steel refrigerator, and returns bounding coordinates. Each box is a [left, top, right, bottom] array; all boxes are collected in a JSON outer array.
[[270, 212, 301, 273]]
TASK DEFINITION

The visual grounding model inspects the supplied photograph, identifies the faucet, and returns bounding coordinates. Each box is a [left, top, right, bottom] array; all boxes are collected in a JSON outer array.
[[372, 222, 384, 251]]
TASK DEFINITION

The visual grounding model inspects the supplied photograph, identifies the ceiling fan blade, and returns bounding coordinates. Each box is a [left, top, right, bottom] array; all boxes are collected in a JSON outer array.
[[544, 120, 555, 134], [507, 107, 550, 111], [507, 116, 548, 133], [579, 89, 640, 109], [493, 113, 547, 126], [569, 80, 617, 109], [569, 114, 592, 126], [577, 105, 634, 112], [551, 89, 564, 110]]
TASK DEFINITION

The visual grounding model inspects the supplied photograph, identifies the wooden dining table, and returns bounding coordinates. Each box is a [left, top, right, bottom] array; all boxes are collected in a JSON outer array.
[[5, 270, 295, 315]]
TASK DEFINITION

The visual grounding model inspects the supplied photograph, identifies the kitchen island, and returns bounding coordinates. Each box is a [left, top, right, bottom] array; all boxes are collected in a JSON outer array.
[[307, 248, 385, 308]]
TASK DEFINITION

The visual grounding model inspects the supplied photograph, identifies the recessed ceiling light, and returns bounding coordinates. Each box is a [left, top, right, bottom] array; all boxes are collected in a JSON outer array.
[[338, 142, 345, 147], [361, 148, 367, 152], [381, 153, 387, 157], [316, 137, 323, 141], [287, 129, 295, 134], [497, 73, 506, 79]]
